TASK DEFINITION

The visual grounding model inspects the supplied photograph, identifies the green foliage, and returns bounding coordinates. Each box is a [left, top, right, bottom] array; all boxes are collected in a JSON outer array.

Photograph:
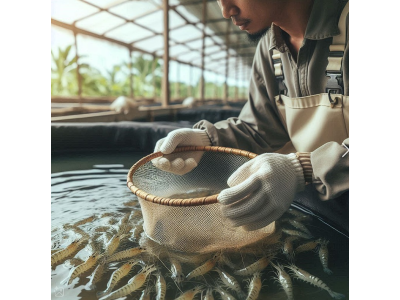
[[51, 44, 246, 100]]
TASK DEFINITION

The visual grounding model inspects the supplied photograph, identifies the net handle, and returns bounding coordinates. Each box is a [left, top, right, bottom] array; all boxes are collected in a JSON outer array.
[[127, 146, 257, 207]]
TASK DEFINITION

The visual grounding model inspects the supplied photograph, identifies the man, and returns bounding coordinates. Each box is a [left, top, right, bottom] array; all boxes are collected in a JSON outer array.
[[153, 0, 349, 231]]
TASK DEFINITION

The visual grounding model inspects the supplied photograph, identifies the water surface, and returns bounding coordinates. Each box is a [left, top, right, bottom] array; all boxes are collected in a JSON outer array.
[[51, 163, 349, 300]]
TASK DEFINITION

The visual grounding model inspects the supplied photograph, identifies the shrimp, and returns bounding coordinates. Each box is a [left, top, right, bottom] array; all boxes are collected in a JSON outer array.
[[155, 272, 166, 300], [106, 246, 146, 263], [123, 200, 139, 207], [99, 265, 157, 300], [72, 215, 96, 227], [51, 249, 61, 255], [295, 239, 321, 254], [51, 238, 87, 267], [271, 262, 293, 300], [186, 252, 221, 280], [139, 285, 152, 300], [282, 236, 299, 259], [245, 272, 262, 300], [294, 215, 312, 223], [88, 235, 104, 254], [282, 228, 312, 239], [108, 217, 118, 225], [265, 228, 283, 243], [87, 259, 108, 290], [214, 267, 245, 298], [69, 226, 90, 239], [287, 208, 308, 218], [214, 286, 237, 300], [117, 212, 131, 234], [234, 256, 271, 276], [101, 212, 116, 218], [129, 209, 142, 222], [319, 239, 333, 274], [288, 219, 314, 237], [94, 226, 111, 233], [169, 256, 185, 285], [286, 264, 345, 299], [132, 221, 144, 240], [119, 211, 131, 226], [174, 286, 202, 300], [64, 258, 84, 268], [68, 252, 103, 284], [98, 260, 139, 296], [203, 288, 215, 300], [104, 233, 129, 256], [219, 254, 238, 269]]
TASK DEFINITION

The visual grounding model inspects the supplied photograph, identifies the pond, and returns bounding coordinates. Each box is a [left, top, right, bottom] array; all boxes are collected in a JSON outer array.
[[51, 152, 349, 300]]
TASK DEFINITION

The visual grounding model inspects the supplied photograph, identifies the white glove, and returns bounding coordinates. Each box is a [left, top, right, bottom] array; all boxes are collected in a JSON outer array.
[[217, 153, 305, 231], [152, 128, 212, 175]]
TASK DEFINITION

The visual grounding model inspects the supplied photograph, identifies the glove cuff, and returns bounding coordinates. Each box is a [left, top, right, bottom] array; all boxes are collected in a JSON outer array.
[[193, 129, 212, 146], [287, 153, 306, 192], [296, 152, 313, 184]]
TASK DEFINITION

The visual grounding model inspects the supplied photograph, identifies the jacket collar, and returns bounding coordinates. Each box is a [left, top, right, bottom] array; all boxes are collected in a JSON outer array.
[[268, 0, 345, 51]]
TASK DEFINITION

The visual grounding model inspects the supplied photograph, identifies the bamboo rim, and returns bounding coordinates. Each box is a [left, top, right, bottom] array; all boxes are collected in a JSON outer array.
[[127, 146, 258, 207]]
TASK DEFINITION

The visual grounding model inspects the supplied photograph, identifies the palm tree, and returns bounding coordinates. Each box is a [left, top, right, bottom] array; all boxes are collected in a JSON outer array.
[[130, 54, 162, 97], [51, 45, 78, 95]]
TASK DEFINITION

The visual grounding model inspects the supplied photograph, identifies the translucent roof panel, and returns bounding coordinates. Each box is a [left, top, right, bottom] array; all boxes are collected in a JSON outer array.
[[205, 45, 223, 55], [170, 45, 191, 57], [109, 1, 159, 20], [77, 34, 129, 78], [51, 0, 256, 87], [83, 0, 128, 9], [135, 10, 164, 33], [178, 51, 201, 64], [170, 25, 202, 43], [75, 11, 126, 35], [204, 26, 214, 36], [51, 26, 76, 51], [211, 35, 224, 45], [169, 10, 187, 29], [134, 35, 164, 52], [105, 23, 154, 43], [185, 39, 203, 49], [204, 37, 218, 46], [51, 0, 99, 24], [153, 0, 180, 6]]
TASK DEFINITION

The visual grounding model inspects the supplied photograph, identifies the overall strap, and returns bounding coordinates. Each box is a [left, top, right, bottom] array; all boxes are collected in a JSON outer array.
[[325, 1, 349, 102], [272, 49, 288, 95]]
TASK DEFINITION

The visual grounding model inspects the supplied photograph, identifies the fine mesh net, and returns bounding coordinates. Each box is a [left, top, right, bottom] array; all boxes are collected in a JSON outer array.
[[128, 147, 275, 253]]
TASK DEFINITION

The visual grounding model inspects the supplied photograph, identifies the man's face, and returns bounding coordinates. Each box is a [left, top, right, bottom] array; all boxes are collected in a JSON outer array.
[[217, 0, 282, 40]]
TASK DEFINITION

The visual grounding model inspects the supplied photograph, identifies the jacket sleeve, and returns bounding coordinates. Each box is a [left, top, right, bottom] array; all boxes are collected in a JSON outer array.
[[193, 41, 290, 154], [311, 138, 349, 200]]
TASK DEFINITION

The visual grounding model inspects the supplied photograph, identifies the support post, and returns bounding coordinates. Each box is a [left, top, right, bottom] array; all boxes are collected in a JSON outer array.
[[73, 31, 82, 106], [152, 55, 157, 101], [223, 23, 231, 106], [234, 58, 238, 101], [200, 0, 207, 103], [214, 73, 218, 99], [162, 0, 170, 107], [188, 65, 193, 97], [175, 63, 180, 100], [129, 50, 134, 99]]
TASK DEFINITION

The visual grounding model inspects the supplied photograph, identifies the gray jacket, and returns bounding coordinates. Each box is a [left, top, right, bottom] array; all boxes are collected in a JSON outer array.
[[194, 0, 349, 200]]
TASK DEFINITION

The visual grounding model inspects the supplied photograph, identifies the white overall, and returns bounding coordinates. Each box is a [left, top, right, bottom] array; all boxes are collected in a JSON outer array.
[[274, 2, 349, 154]]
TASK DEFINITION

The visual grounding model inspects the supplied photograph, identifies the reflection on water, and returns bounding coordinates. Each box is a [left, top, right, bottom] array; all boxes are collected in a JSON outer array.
[[51, 166, 349, 300]]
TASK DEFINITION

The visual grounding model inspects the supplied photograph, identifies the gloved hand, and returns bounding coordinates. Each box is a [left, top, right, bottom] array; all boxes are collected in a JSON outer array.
[[217, 153, 305, 231], [152, 128, 212, 175]]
